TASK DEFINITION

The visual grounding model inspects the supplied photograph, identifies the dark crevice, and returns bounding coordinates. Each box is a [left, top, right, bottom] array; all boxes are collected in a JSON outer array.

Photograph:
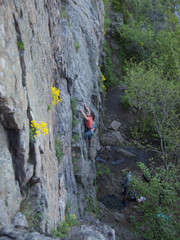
[[48, 15, 52, 38], [43, 0, 52, 38], [8, 128, 25, 187], [0, 233, 16, 239], [66, 76, 73, 96], [27, 107, 37, 171], [30, 46, 33, 60], [34, 0, 38, 11], [29, 142, 36, 166], [13, 13, 27, 87], [20, 8, 23, 18], [19, 52, 26, 87]]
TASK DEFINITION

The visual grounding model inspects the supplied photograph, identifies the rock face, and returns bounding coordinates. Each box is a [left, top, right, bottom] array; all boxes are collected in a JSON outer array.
[[66, 216, 115, 240], [0, 217, 115, 240], [0, 0, 104, 234]]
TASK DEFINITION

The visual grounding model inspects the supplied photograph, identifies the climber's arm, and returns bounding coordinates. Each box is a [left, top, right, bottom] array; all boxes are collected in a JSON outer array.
[[84, 103, 91, 115], [81, 109, 89, 120]]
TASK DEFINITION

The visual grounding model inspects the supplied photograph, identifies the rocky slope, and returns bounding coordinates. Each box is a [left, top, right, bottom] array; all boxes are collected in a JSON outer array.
[[0, 0, 105, 234]]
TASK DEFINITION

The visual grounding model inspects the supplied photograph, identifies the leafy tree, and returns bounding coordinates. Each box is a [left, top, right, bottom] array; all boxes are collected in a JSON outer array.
[[131, 162, 180, 240], [124, 62, 180, 166], [112, 0, 180, 81]]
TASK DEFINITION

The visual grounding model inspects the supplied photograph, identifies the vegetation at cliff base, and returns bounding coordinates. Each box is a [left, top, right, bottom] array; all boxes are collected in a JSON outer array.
[[102, 1, 180, 239], [130, 162, 180, 240], [103, 0, 180, 166], [51, 214, 78, 238]]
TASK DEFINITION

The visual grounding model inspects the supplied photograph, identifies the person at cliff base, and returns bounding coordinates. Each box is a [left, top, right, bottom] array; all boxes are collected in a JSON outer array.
[[80, 103, 96, 149], [120, 167, 132, 204]]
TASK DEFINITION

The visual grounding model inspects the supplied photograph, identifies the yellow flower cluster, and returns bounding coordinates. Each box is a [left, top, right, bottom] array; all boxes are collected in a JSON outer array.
[[62, 214, 76, 221], [102, 74, 106, 81], [71, 214, 76, 219], [31, 120, 49, 137], [51, 86, 62, 106], [102, 74, 107, 92]]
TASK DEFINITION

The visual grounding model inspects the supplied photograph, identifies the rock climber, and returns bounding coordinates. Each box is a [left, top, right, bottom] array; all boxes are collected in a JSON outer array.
[[80, 103, 96, 149], [120, 167, 132, 204]]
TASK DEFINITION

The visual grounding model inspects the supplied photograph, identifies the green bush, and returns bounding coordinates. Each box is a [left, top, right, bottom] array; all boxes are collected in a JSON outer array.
[[51, 214, 78, 238], [20, 200, 42, 230], [71, 98, 77, 115], [74, 41, 80, 52], [103, 40, 116, 87], [47, 104, 51, 111], [124, 61, 180, 166], [55, 136, 64, 162], [72, 118, 78, 127], [29, 127, 35, 143], [85, 196, 99, 217], [113, 1, 180, 80], [102, 0, 112, 34], [61, 8, 68, 20], [120, 94, 131, 109], [71, 133, 79, 144], [131, 162, 180, 240], [96, 163, 113, 178], [17, 39, 24, 51]]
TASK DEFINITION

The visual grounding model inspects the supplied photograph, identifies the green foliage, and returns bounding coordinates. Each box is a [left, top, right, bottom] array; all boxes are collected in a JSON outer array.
[[17, 39, 24, 51], [113, 1, 180, 80], [116, 17, 154, 63], [120, 94, 131, 109], [112, 0, 180, 23], [73, 166, 80, 174], [72, 158, 76, 165], [71, 98, 77, 115], [150, 26, 180, 80], [29, 127, 35, 143], [20, 201, 42, 230], [130, 111, 156, 141], [131, 162, 180, 240], [102, 0, 112, 35], [124, 61, 180, 165], [85, 196, 99, 217], [72, 118, 78, 127], [60, 8, 68, 20], [103, 40, 117, 87], [71, 133, 79, 144], [47, 104, 51, 111], [96, 163, 113, 178], [55, 136, 64, 162], [74, 41, 80, 52], [51, 214, 78, 238], [71, 98, 78, 128]]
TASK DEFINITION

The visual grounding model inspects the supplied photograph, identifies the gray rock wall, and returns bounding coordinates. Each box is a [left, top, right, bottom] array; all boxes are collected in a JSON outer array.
[[0, 0, 104, 233]]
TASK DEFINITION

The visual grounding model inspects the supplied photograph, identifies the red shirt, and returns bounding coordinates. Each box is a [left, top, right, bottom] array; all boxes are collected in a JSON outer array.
[[85, 117, 92, 129]]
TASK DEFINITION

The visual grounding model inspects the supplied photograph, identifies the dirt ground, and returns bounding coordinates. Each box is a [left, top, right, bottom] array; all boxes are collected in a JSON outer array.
[[96, 86, 152, 240]]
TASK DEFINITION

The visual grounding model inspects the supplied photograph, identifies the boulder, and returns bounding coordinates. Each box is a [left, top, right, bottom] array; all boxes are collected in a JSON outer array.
[[109, 120, 121, 131], [11, 212, 29, 228], [113, 212, 125, 223], [101, 131, 124, 146], [117, 148, 136, 158], [66, 216, 115, 240], [0, 226, 58, 240]]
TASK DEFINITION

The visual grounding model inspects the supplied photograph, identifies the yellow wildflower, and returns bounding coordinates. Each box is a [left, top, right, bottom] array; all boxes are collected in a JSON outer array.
[[30, 120, 49, 138], [51, 86, 62, 106]]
